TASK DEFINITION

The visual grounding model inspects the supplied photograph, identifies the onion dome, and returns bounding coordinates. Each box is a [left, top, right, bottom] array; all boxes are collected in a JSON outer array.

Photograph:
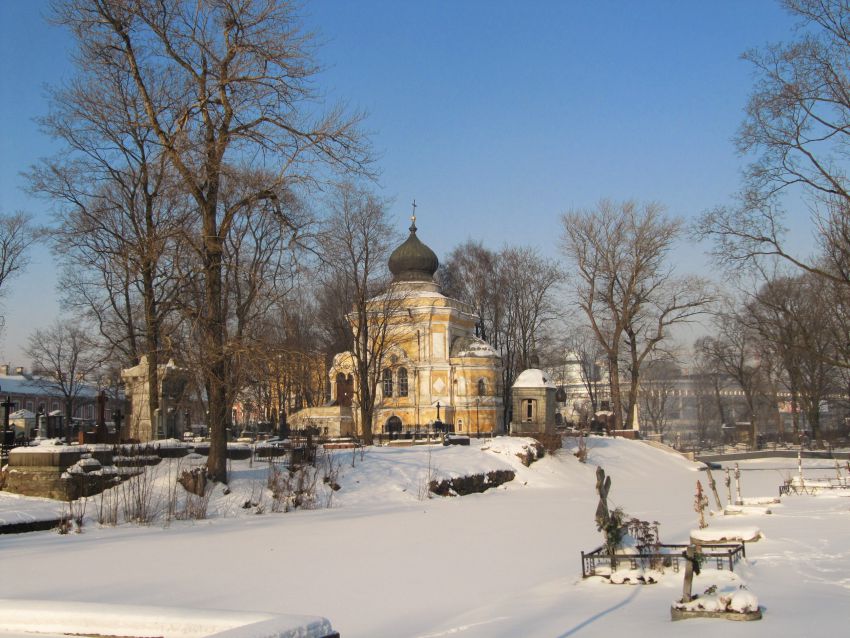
[[388, 219, 439, 283]]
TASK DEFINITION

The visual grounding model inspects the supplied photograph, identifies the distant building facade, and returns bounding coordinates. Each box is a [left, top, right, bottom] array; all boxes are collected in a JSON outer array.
[[0, 365, 124, 439], [551, 357, 850, 445]]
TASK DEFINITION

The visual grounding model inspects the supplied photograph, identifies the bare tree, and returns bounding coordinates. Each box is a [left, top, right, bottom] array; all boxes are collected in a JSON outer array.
[[638, 357, 679, 441], [698, 0, 850, 289], [316, 183, 398, 444], [439, 241, 504, 343], [52, 0, 370, 482], [500, 247, 562, 370], [561, 200, 710, 429], [561, 325, 607, 425], [174, 182, 307, 437], [28, 56, 189, 433], [244, 291, 328, 431], [695, 305, 769, 446], [748, 273, 837, 439], [441, 243, 561, 425], [691, 340, 731, 445], [0, 212, 39, 319], [24, 320, 103, 442]]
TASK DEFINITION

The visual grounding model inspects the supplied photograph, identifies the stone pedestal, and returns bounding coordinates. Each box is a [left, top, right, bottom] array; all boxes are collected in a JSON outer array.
[[3, 447, 83, 500], [121, 357, 189, 442]]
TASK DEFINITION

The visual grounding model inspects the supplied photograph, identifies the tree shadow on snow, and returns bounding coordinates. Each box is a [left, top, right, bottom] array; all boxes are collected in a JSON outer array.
[[556, 586, 643, 637]]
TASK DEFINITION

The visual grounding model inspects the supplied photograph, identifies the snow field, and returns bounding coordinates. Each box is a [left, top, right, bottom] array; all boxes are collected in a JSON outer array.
[[1, 436, 848, 637]]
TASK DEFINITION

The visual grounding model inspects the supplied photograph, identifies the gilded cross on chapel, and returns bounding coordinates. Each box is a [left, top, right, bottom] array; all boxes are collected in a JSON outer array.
[[410, 199, 418, 231]]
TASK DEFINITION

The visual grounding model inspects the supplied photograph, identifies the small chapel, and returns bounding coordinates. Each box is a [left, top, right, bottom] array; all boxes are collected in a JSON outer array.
[[313, 210, 504, 438]]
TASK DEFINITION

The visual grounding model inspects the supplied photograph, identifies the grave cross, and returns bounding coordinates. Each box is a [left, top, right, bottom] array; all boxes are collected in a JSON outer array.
[[680, 544, 701, 603], [705, 467, 723, 510], [1, 395, 16, 431], [724, 468, 732, 505], [595, 466, 612, 532]]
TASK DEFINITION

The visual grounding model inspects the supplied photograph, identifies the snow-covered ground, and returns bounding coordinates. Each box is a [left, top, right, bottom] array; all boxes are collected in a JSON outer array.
[[1, 436, 848, 637]]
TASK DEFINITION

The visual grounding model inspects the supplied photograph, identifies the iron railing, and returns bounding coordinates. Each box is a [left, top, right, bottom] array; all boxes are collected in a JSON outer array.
[[580, 542, 746, 579]]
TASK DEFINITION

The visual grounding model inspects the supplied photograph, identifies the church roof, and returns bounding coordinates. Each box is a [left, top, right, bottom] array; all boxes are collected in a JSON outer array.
[[450, 335, 499, 358], [512, 369, 556, 389], [388, 219, 439, 283]]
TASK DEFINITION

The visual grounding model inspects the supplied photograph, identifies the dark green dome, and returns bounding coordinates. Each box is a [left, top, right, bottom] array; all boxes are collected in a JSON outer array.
[[388, 221, 439, 282]]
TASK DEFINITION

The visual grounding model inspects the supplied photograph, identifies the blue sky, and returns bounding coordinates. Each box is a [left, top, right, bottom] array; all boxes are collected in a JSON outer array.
[[0, 0, 804, 363]]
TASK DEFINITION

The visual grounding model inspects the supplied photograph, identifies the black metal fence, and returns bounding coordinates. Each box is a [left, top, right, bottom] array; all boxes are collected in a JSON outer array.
[[580, 542, 746, 579]]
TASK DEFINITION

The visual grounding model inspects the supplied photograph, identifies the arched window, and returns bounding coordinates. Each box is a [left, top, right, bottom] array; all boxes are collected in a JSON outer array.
[[524, 399, 536, 422], [382, 368, 393, 397], [477, 378, 486, 396], [398, 367, 409, 397]]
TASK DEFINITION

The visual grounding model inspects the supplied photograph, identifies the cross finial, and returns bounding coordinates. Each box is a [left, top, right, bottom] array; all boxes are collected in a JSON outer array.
[[410, 199, 418, 232]]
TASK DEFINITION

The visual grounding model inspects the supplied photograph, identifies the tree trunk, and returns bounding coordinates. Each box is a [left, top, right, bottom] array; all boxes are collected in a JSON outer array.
[[143, 263, 160, 442], [357, 344, 374, 445], [607, 354, 623, 430], [203, 205, 229, 483], [65, 398, 74, 444], [808, 405, 821, 440], [625, 330, 639, 429]]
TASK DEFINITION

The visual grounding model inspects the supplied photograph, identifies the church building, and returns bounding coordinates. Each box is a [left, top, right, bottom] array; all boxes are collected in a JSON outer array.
[[326, 213, 504, 437]]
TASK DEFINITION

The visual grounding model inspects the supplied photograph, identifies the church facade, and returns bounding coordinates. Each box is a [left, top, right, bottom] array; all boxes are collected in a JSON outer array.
[[328, 217, 504, 437]]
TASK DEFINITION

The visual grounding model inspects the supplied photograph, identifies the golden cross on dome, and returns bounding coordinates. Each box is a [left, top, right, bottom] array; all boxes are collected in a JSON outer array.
[[410, 199, 418, 231]]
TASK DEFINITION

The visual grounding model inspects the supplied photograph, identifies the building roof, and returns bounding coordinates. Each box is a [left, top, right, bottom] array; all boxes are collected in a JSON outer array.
[[0, 373, 120, 400], [512, 368, 556, 389], [388, 220, 439, 283], [450, 335, 499, 358]]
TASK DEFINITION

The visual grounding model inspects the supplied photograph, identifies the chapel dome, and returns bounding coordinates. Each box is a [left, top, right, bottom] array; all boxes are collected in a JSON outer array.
[[388, 221, 439, 283]]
